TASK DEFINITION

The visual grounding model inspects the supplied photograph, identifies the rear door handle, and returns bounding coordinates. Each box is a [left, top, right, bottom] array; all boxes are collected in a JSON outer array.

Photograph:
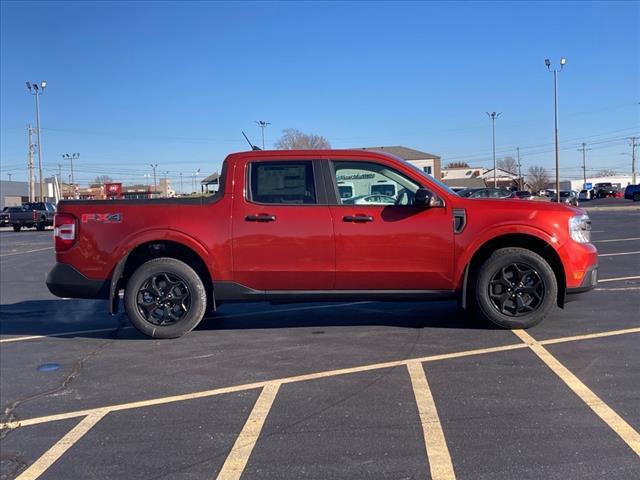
[[343, 215, 374, 223], [245, 214, 276, 222]]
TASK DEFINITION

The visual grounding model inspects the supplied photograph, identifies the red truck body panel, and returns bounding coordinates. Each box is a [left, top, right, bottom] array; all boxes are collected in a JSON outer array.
[[49, 149, 598, 305]]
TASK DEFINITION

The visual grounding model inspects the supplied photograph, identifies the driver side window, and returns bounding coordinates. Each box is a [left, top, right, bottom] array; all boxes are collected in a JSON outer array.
[[332, 161, 421, 206]]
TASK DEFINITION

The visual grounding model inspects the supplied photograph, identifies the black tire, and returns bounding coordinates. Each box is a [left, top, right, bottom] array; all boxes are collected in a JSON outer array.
[[12, 225, 21, 232], [634, 192, 640, 202], [36, 222, 45, 231], [473, 247, 557, 329], [124, 257, 207, 339]]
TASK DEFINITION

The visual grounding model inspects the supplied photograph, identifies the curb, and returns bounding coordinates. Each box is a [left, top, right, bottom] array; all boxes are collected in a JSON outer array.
[[583, 206, 640, 212]]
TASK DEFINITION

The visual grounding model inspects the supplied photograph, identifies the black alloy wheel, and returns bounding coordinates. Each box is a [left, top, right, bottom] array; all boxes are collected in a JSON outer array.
[[488, 263, 545, 317], [124, 257, 207, 338], [136, 272, 191, 326]]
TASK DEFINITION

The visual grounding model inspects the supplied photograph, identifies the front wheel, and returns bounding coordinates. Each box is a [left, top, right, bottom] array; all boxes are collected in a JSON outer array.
[[12, 225, 21, 232], [634, 192, 640, 202], [124, 257, 207, 338], [473, 247, 557, 329]]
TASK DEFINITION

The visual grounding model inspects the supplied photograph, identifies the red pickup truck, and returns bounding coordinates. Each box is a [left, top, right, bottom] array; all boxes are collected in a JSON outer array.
[[47, 149, 598, 338]]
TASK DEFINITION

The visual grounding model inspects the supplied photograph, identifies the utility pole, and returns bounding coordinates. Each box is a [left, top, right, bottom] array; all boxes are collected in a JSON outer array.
[[545, 58, 566, 202], [577, 143, 591, 189], [516, 147, 522, 190], [58, 163, 63, 180], [7, 173, 11, 181], [631, 137, 638, 185], [150, 164, 158, 197], [255, 120, 271, 149], [27, 125, 35, 201], [179, 172, 183, 195], [63, 153, 79, 198], [486, 112, 502, 187], [26, 81, 46, 201]]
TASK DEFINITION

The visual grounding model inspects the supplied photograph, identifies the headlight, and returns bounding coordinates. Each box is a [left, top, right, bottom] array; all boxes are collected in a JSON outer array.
[[568, 214, 591, 243]]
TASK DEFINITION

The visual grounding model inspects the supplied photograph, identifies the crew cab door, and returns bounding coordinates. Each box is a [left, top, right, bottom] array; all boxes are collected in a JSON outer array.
[[232, 158, 334, 290], [327, 159, 454, 290]]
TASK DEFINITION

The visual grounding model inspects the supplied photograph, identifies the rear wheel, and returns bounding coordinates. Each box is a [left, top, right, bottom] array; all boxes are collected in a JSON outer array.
[[36, 221, 46, 231], [12, 225, 21, 232], [473, 247, 557, 329], [634, 192, 640, 202], [124, 257, 207, 338]]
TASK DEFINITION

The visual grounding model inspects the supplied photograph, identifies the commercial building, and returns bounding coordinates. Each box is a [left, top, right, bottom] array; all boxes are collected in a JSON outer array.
[[354, 146, 442, 180]]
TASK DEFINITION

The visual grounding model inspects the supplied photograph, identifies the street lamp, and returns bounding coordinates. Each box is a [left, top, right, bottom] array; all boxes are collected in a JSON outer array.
[[486, 111, 502, 188], [150, 164, 158, 197], [63, 153, 80, 198], [26, 81, 46, 201], [255, 120, 271, 149], [545, 57, 566, 202]]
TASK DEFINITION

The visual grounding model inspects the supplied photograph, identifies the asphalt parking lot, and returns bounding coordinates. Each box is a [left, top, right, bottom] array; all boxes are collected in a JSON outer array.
[[0, 206, 639, 479]]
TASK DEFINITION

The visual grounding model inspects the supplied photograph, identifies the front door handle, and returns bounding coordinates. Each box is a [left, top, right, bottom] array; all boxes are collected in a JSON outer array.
[[343, 215, 374, 223], [245, 214, 276, 222]]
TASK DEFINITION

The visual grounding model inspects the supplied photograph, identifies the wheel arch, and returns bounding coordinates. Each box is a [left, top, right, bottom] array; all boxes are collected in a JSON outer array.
[[110, 240, 214, 314], [461, 233, 566, 309]]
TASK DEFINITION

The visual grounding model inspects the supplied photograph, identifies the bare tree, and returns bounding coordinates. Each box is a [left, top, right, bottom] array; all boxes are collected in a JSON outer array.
[[595, 169, 616, 177], [497, 156, 518, 174], [274, 128, 331, 150], [93, 175, 113, 185], [445, 161, 470, 168], [527, 165, 550, 193]]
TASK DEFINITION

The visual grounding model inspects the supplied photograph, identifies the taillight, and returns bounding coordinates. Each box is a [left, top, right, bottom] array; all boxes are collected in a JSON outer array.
[[33, 210, 38, 221], [54, 213, 77, 252]]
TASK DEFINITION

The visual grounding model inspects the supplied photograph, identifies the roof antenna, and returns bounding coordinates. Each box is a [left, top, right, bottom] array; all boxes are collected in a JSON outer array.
[[242, 131, 261, 150]]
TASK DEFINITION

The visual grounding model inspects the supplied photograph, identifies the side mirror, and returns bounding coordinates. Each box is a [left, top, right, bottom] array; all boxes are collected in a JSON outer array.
[[415, 188, 432, 207]]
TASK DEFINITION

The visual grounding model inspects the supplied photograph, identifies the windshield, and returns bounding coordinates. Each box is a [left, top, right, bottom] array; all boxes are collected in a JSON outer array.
[[404, 161, 457, 195]]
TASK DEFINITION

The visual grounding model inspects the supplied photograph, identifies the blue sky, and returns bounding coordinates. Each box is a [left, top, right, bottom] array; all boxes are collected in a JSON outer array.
[[1, 0, 638, 189]]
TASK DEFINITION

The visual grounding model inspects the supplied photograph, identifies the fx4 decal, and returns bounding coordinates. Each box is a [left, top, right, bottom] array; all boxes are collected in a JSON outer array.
[[81, 213, 122, 223]]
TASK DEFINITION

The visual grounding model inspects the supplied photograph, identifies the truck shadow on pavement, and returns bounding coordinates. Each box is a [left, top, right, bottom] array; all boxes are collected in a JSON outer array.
[[0, 299, 494, 340]]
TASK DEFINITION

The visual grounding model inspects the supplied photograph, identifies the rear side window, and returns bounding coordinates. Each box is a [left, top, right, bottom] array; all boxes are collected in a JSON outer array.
[[249, 161, 316, 204]]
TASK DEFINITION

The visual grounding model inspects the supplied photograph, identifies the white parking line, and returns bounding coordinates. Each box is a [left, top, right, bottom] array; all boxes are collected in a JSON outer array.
[[0, 327, 131, 344], [513, 330, 640, 457], [598, 276, 640, 283], [598, 251, 640, 257], [407, 361, 456, 480], [593, 237, 640, 243], [0, 247, 53, 258], [15, 410, 108, 480], [217, 383, 280, 480]]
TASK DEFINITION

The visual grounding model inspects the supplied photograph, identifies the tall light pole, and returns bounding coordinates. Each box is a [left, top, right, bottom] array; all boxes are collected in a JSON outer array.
[[255, 120, 271, 149], [26, 81, 46, 201], [150, 163, 158, 197], [545, 58, 566, 202], [516, 147, 522, 190], [486, 112, 502, 187], [179, 172, 183, 195], [577, 143, 591, 189], [630, 137, 638, 185], [192, 168, 200, 194], [63, 153, 80, 198]]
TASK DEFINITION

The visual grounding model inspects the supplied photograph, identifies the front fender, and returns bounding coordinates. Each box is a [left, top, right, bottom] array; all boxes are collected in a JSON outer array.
[[455, 224, 562, 289]]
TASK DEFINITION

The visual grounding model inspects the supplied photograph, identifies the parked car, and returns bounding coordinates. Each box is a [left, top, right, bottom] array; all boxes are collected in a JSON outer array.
[[9, 202, 57, 232], [594, 182, 618, 199], [457, 188, 515, 199], [550, 190, 579, 207], [342, 194, 397, 205], [624, 184, 640, 201], [578, 189, 593, 201], [513, 191, 534, 200], [47, 149, 598, 338], [0, 206, 17, 226]]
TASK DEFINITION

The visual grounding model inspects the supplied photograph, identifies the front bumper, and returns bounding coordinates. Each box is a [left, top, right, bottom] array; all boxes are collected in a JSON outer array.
[[46, 263, 110, 299], [566, 264, 598, 296]]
